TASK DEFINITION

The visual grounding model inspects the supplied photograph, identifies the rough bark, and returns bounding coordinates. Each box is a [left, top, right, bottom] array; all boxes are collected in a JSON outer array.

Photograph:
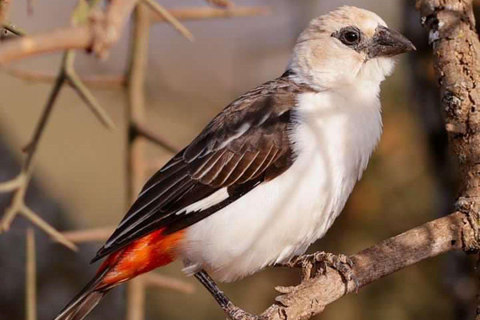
[[416, 0, 480, 217]]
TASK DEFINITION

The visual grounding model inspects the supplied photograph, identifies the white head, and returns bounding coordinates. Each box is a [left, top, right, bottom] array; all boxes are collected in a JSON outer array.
[[289, 6, 415, 90]]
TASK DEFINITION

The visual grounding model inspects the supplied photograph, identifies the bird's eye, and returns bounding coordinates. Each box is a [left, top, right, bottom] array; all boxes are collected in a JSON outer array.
[[340, 29, 361, 46]]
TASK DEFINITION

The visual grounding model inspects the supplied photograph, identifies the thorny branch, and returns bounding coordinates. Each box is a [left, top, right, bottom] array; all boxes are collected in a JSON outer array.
[[0, 0, 126, 252], [143, 0, 194, 41], [0, 5, 269, 64], [0, 55, 77, 250], [4, 68, 126, 89], [125, 5, 151, 319], [0, 47, 114, 249], [25, 228, 36, 320], [0, 0, 118, 248]]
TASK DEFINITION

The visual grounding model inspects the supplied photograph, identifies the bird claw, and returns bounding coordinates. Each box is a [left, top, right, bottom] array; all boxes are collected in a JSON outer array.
[[225, 302, 266, 320], [288, 252, 359, 292]]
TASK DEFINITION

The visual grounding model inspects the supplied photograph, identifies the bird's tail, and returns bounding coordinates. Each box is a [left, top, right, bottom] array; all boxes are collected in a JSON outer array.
[[54, 229, 185, 320], [53, 268, 110, 320]]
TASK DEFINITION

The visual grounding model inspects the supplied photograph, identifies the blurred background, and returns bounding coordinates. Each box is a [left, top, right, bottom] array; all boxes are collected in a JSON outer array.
[[0, 0, 476, 319]]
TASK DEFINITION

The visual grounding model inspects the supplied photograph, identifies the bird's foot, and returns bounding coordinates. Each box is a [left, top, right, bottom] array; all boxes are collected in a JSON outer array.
[[224, 302, 265, 320], [195, 270, 264, 320], [286, 252, 359, 290]]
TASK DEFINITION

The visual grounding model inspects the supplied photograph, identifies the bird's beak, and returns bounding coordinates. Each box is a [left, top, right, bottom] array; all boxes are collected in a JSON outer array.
[[367, 25, 416, 59]]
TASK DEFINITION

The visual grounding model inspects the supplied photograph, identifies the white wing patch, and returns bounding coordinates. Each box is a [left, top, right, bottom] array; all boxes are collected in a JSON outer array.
[[177, 188, 229, 215]]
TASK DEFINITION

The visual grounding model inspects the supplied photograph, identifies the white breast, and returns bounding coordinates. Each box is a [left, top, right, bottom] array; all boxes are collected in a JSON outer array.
[[180, 85, 382, 282]]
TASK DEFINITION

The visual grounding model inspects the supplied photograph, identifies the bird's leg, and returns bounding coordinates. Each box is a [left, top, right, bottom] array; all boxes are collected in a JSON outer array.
[[282, 252, 359, 289], [194, 270, 264, 320]]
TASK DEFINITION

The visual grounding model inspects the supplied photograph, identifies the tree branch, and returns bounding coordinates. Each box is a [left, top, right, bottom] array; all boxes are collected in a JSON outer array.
[[415, 1, 480, 319], [125, 5, 150, 320], [143, 0, 194, 41], [3, 22, 26, 36], [25, 228, 36, 320], [4, 68, 126, 89], [0, 6, 269, 65], [0, 0, 11, 33], [0, 50, 111, 250], [0, 1, 117, 251], [257, 211, 475, 320], [61, 226, 115, 243], [130, 122, 178, 154], [150, 6, 270, 23]]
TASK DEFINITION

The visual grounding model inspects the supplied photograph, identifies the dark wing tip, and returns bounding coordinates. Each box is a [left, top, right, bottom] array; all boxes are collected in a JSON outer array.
[[90, 247, 106, 264]]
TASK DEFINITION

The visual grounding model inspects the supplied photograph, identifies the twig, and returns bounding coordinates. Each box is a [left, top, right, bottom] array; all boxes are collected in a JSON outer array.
[[65, 55, 116, 129], [64, 1, 116, 129], [0, 63, 78, 250], [126, 3, 150, 195], [143, 0, 194, 41], [62, 226, 115, 243], [0, 0, 11, 29], [4, 22, 26, 36], [26, 228, 36, 320], [0, 26, 91, 64], [125, 5, 150, 320], [0, 0, 141, 63], [21, 206, 77, 251], [4, 67, 126, 89], [90, 0, 140, 59], [126, 278, 145, 320], [0, 6, 269, 65], [0, 174, 24, 192], [0, 51, 108, 250], [0, 65, 65, 232], [151, 6, 270, 23], [0, 1, 115, 247], [142, 273, 195, 294], [131, 122, 178, 153]]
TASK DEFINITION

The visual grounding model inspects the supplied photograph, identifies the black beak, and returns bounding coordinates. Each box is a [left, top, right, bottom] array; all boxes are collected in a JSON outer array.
[[368, 25, 416, 59]]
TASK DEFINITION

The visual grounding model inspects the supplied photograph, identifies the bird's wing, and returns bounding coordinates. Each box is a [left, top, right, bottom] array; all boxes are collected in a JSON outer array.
[[92, 74, 314, 262]]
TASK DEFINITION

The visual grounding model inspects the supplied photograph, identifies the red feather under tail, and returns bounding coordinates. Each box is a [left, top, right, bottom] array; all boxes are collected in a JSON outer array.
[[53, 229, 185, 320]]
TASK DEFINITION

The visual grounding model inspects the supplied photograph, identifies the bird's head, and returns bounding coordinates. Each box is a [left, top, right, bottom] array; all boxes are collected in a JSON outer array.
[[290, 6, 415, 90]]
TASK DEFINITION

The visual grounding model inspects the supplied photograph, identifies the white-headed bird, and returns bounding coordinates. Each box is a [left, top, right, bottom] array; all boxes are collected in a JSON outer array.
[[55, 6, 415, 320]]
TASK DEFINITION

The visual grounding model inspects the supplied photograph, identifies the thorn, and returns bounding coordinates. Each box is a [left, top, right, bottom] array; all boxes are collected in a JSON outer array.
[[21, 205, 78, 251], [66, 70, 116, 130], [143, 0, 195, 42]]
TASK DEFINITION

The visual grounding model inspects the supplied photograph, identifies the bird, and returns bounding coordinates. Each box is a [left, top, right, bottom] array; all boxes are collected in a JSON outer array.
[[54, 6, 415, 320]]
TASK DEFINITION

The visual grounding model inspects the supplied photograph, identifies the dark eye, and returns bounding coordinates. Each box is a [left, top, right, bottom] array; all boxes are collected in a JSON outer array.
[[341, 29, 361, 46]]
